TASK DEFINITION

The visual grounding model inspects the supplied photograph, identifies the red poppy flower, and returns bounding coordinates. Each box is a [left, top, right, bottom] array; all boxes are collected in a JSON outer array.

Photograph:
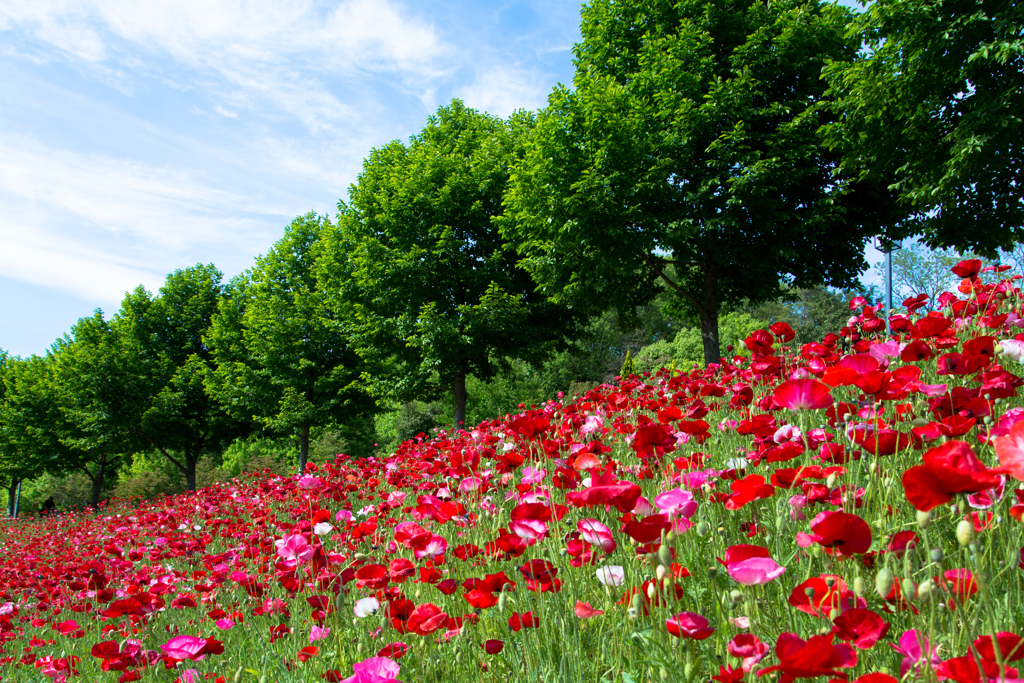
[[508, 611, 540, 632], [831, 608, 890, 649], [770, 322, 796, 342], [407, 603, 448, 635], [564, 468, 642, 513], [758, 632, 857, 682], [483, 639, 504, 655], [789, 575, 862, 618], [952, 259, 982, 279], [773, 379, 834, 410], [574, 601, 605, 619], [796, 511, 872, 557], [902, 441, 1005, 511], [463, 590, 498, 609], [377, 642, 410, 659], [665, 612, 714, 640], [900, 339, 935, 362], [994, 421, 1024, 482], [974, 632, 1024, 663]]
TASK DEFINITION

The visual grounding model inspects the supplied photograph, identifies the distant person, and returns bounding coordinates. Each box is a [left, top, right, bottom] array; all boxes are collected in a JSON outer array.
[[40, 497, 56, 516]]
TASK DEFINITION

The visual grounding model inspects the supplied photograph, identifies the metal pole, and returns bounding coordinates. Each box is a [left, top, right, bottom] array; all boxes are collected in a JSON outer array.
[[13, 480, 22, 519], [885, 245, 893, 336]]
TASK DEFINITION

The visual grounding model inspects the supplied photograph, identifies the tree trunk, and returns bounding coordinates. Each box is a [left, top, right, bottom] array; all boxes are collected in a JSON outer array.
[[185, 451, 197, 492], [299, 422, 310, 475], [700, 262, 721, 366], [453, 367, 467, 430], [6, 478, 19, 518], [90, 455, 107, 508]]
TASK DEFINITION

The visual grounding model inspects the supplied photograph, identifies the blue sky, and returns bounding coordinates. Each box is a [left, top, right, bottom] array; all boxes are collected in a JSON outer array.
[[0, 0, 865, 358]]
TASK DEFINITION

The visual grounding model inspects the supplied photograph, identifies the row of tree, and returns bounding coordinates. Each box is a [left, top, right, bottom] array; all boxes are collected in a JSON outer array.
[[2, 0, 1020, 510]]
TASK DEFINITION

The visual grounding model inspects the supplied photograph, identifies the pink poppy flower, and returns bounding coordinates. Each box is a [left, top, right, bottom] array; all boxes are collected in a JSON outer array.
[[725, 557, 786, 586]]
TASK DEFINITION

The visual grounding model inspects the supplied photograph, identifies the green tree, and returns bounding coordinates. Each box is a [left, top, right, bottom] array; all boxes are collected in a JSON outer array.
[[207, 214, 376, 474], [322, 100, 579, 428], [49, 312, 143, 506], [744, 286, 857, 345], [824, 0, 1024, 255], [119, 264, 248, 491], [502, 0, 899, 366]]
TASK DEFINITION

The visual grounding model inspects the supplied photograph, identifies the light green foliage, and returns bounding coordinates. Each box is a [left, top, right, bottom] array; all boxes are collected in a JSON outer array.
[[502, 0, 896, 366], [824, 0, 1024, 254], [635, 312, 768, 372], [321, 100, 579, 429], [206, 214, 376, 473], [220, 436, 298, 477], [620, 350, 636, 379]]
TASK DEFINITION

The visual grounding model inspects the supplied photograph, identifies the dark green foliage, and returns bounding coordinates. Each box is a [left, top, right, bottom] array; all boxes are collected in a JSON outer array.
[[503, 0, 899, 366], [393, 402, 448, 443], [824, 0, 1024, 255]]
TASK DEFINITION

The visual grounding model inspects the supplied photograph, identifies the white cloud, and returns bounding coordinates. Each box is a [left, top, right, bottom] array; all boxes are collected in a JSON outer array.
[[213, 104, 237, 118], [0, 0, 448, 130], [0, 133, 292, 302], [456, 64, 551, 117]]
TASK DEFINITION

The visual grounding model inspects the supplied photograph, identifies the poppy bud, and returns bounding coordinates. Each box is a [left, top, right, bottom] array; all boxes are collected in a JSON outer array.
[[901, 578, 917, 600], [696, 522, 710, 536], [685, 661, 694, 679], [657, 544, 672, 568], [234, 667, 244, 683], [826, 473, 837, 488], [956, 519, 974, 546], [334, 594, 345, 609], [498, 591, 507, 613], [911, 417, 931, 427], [646, 583, 657, 601], [930, 547, 943, 563], [918, 579, 935, 602], [631, 593, 643, 612], [875, 568, 893, 598], [916, 509, 933, 528], [656, 565, 668, 583], [828, 608, 840, 620], [853, 577, 866, 597], [730, 589, 743, 602]]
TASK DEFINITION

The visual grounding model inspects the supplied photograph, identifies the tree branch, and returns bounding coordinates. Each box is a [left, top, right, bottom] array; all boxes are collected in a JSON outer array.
[[636, 251, 707, 317], [132, 429, 187, 473]]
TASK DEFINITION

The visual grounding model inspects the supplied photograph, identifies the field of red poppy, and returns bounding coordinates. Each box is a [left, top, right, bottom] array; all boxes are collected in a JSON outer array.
[[4, 260, 1024, 683]]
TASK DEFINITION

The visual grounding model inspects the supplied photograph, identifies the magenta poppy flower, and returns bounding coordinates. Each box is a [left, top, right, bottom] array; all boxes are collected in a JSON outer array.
[[726, 557, 786, 586], [666, 612, 714, 640], [773, 379, 834, 410], [274, 534, 314, 564], [342, 656, 403, 683], [654, 488, 699, 518]]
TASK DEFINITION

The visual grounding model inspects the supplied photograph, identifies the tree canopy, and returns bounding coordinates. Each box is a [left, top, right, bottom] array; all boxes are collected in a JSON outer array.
[[824, 0, 1023, 254], [502, 0, 900, 366], [321, 100, 579, 427], [206, 213, 376, 474]]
